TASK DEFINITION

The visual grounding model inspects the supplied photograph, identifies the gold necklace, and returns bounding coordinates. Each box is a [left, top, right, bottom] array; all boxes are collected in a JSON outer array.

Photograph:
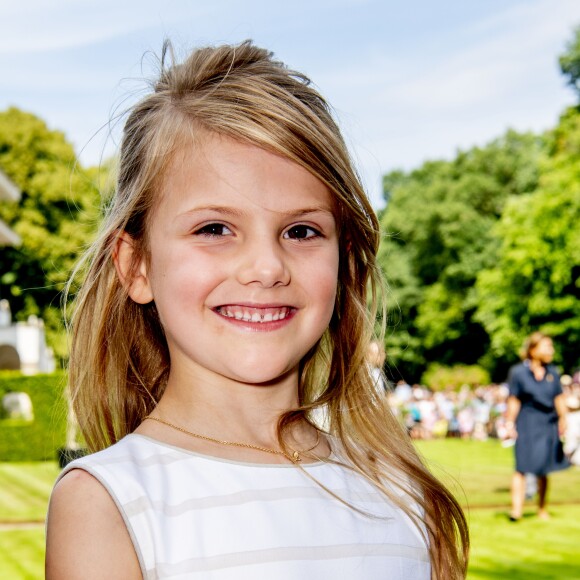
[[144, 415, 320, 463]]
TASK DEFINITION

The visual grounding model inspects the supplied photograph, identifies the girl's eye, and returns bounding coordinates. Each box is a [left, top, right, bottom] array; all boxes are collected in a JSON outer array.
[[194, 223, 233, 237], [284, 225, 321, 240]]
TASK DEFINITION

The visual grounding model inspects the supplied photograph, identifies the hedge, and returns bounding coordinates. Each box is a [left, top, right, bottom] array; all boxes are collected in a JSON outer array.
[[421, 364, 491, 392], [0, 372, 67, 461]]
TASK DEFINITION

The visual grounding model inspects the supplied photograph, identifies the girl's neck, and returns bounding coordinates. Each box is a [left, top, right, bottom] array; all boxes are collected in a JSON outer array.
[[134, 366, 327, 464], [151, 365, 301, 446]]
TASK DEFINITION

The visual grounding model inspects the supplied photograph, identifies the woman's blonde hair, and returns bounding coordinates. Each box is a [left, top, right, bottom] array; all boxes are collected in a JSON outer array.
[[66, 40, 468, 578]]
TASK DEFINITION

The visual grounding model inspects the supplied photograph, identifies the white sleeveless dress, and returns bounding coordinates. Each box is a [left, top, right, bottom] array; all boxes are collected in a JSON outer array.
[[57, 434, 430, 579]]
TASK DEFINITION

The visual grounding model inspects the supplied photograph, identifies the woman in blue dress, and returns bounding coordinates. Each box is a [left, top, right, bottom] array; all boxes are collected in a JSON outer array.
[[505, 332, 570, 521]]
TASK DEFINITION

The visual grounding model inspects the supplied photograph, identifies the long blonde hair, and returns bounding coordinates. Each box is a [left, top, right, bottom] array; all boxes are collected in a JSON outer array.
[[66, 40, 468, 578]]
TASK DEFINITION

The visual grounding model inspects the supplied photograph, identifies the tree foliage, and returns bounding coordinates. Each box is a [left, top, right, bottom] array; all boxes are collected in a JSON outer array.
[[379, 131, 542, 380], [560, 25, 580, 98], [475, 107, 580, 371], [379, 26, 580, 382], [0, 108, 101, 359]]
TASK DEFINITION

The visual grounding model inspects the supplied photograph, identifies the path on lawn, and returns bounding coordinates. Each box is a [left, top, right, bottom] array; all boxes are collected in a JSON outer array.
[[0, 520, 44, 530], [464, 498, 580, 509]]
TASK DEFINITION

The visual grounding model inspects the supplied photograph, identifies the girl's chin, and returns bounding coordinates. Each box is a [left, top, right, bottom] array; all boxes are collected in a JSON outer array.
[[225, 365, 298, 386]]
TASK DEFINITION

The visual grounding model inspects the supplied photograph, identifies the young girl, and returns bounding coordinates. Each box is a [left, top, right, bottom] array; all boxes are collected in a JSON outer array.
[[46, 41, 468, 579]]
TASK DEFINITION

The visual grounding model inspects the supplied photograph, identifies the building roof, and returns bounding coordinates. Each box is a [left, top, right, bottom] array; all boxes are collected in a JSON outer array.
[[0, 169, 20, 202], [0, 169, 21, 246], [0, 220, 20, 245]]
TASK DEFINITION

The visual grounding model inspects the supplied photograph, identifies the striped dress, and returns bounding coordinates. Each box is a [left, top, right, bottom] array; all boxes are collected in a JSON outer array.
[[57, 434, 430, 579]]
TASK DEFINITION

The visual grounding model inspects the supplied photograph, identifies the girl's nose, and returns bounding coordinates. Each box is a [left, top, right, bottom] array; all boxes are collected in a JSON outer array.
[[235, 237, 290, 288]]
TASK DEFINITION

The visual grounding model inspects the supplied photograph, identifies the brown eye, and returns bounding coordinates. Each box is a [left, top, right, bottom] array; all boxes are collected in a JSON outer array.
[[194, 223, 232, 237], [284, 225, 320, 240]]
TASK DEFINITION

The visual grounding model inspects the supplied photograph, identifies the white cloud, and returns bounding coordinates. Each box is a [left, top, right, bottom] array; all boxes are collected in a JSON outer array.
[[0, 0, 213, 54]]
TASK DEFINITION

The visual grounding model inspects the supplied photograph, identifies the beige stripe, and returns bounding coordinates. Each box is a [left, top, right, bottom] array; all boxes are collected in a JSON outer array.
[[123, 486, 385, 518], [149, 543, 429, 576]]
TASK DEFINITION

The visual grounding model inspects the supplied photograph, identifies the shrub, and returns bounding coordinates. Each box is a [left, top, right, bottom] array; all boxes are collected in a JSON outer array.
[[421, 364, 491, 391], [0, 372, 67, 461]]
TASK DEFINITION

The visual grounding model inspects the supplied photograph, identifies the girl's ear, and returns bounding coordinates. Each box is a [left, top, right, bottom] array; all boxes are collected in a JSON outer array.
[[113, 232, 154, 304]]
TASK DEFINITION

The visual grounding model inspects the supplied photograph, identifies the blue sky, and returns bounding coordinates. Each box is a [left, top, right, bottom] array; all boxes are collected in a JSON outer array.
[[1, 0, 579, 208]]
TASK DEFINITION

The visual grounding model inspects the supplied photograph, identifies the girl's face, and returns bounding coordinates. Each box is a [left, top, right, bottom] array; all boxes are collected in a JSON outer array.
[[530, 337, 554, 364], [129, 132, 339, 387]]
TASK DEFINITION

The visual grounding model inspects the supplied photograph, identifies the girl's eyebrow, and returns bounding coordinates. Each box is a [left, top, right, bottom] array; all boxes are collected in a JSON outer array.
[[277, 207, 336, 219], [177, 205, 336, 219]]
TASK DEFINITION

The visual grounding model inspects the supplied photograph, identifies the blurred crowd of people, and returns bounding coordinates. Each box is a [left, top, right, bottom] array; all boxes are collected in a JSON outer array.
[[385, 374, 580, 465]]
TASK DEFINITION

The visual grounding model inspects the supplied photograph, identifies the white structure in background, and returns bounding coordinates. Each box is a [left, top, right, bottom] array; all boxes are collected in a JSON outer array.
[[0, 300, 55, 374], [2, 391, 34, 421], [0, 169, 55, 374]]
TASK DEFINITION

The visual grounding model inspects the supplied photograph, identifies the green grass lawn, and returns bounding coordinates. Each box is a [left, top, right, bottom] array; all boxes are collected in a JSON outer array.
[[415, 439, 580, 579], [467, 505, 580, 580], [0, 528, 45, 580], [0, 442, 579, 579], [415, 438, 580, 508], [0, 462, 60, 522], [0, 462, 60, 579]]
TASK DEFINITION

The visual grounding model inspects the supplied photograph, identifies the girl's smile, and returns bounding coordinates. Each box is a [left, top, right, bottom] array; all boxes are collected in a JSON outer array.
[[126, 131, 340, 387], [213, 303, 297, 331]]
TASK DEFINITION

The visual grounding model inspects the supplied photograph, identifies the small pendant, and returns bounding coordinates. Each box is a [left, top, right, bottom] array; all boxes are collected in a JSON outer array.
[[292, 451, 301, 462]]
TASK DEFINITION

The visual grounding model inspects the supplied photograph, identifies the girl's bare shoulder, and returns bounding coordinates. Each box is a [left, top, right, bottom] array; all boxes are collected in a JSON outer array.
[[46, 468, 141, 579]]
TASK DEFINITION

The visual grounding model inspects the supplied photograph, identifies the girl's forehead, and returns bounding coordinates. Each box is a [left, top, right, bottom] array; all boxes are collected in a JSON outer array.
[[156, 133, 338, 216]]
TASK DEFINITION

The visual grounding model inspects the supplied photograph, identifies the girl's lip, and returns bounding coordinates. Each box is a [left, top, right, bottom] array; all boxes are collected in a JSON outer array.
[[215, 302, 295, 308]]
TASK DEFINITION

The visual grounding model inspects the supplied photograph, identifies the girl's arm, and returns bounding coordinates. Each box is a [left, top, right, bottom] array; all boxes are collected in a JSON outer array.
[[46, 469, 142, 580], [504, 396, 521, 439]]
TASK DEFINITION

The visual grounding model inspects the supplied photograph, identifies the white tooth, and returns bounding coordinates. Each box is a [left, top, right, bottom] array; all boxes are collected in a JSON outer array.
[[279, 309, 287, 320], [234, 311, 243, 320], [272, 312, 280, 321], [263, 313, 273, 322], [251, 312, 261, 322], [242, 312, 252, 321]]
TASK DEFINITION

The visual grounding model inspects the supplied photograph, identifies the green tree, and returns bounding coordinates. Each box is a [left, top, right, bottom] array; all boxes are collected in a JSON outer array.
[[475, 107, 580, 372], [0, 108, 101, 359], [559, 25, 580, 99], [379, 131, 542, 381]]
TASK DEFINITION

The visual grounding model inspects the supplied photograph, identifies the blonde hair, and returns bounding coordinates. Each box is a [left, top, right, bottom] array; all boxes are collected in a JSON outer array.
[[66, 40, 468, 578]]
